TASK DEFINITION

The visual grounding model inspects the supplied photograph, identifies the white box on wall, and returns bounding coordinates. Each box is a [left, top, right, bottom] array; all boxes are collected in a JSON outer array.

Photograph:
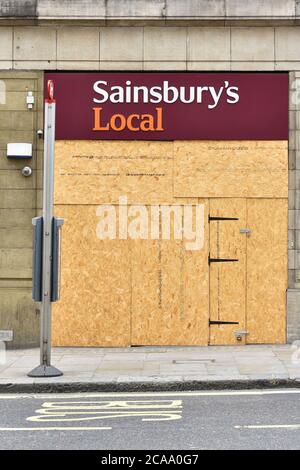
[[7, 143, 32, 159]]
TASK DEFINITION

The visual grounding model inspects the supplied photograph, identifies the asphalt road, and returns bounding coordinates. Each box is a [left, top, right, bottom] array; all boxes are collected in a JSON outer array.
[[0, 389, 299, 450]]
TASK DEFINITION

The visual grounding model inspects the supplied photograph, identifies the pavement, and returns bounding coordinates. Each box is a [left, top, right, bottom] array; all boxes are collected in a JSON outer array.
[[1, 344, 300, 392]]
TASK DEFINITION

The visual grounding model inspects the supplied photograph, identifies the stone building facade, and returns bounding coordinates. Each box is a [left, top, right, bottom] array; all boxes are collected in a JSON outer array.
[[0, 0, 300, 347]]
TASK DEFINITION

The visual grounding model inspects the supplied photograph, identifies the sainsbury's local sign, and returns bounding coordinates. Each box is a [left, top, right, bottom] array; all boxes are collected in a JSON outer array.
[[45, 72, 288, 140]]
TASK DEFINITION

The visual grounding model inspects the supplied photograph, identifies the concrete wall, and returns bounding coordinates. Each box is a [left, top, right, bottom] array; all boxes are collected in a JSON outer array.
[[288, 71, 300, 342], [0, 1, 299, 21], [2, 25, 300, 71], [0, 70, 43, 348], [1, 1, 300, 345]]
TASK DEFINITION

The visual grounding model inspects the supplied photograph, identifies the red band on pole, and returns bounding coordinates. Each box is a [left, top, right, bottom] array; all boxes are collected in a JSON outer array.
[[46, 80, 55, 103]]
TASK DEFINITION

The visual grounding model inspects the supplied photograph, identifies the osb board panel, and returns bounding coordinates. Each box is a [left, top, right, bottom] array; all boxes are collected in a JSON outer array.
[[209, 199, 247, 345], [131, 199, 209, 345], [55, 140, 288, 203], [52, 205, 131, 347], [174, 141, 288, 198], [53, 200, 209, 347], [246, 199, 287, 344], [54, 141, 173, 205]]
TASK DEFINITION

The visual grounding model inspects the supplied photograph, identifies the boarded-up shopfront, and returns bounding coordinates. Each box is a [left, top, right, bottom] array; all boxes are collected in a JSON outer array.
[[47, 72, 289, 347]]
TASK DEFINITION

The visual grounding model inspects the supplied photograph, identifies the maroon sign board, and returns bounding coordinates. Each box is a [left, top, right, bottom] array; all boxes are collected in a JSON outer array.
[[44, 72, 289, 140]]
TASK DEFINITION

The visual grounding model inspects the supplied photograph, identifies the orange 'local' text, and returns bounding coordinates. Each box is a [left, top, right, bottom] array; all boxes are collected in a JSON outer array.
[[93, 107, 164, 132]]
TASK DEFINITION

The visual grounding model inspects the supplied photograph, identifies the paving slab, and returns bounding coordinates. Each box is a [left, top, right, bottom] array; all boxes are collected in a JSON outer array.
[[0, 344, 300, 392]]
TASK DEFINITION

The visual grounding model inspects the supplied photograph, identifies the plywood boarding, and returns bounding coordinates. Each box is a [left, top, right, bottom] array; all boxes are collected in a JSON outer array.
[[52, 205, 131, 347], [209, 199, 247, 345], [55, 140, 288, 203], [53, 200, 209, 346], [174, 141, 288, 198], [131, 199, 209, 345], [246, 199, 287, 344], [54, 140, 173, 205], [53, 140, 288, 347]]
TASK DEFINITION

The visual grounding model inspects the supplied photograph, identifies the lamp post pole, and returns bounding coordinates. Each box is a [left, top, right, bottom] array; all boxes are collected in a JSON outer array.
[[28, 80, 63, 378]]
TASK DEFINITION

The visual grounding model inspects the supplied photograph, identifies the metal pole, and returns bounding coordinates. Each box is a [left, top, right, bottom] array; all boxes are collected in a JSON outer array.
[[41, 99, 55, 367], [28, 81, 62, 377]]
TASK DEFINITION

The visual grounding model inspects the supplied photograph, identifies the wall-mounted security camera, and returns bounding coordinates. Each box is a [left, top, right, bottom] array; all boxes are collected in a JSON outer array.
[[7, 143, 32, 159], [37, 129, 43, 139], [21, 166, 32, 177]]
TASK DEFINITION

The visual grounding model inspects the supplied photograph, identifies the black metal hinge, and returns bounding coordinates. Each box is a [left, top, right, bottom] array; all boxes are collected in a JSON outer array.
[[208, 255, 239, 265], [209, 320, 239, 325], [209, 215, 239, 222]]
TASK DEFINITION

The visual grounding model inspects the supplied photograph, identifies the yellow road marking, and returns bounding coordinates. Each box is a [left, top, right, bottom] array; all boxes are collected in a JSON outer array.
[[28, 411, 182, 423], [0, 426, 111, 431], [27, 399, 183, 423], [235, 424, 300, 430], [39, 399, 182, 409], [1, 389, 300, 399]]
